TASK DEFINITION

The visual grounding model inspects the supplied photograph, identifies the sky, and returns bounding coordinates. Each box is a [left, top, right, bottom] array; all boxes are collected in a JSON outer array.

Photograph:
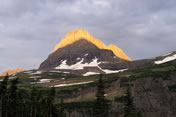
[[0, 0, 176, 72]]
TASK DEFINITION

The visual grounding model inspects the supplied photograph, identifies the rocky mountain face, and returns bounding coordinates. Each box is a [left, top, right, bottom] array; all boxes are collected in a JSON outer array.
[[39, 29, 130, 76], [39, 39, 127, 75], [53, 28, 130, 61]]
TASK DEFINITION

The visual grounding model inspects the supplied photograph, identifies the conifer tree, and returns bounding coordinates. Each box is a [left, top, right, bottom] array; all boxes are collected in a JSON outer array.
[[6, 78, 19, 117], [124, 86, 135, 117], [123, 85, 142, 117], [93, 74, 109, 117], [30, 86, 38, 117], [0, 75, 9, 117], [58, 97, 66, 117], [47, 87, 58, 117]]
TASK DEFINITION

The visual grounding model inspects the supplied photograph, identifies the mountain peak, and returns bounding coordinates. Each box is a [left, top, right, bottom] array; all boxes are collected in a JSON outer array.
[[53, 29, 131, 61], [0, 68, 25, 76]]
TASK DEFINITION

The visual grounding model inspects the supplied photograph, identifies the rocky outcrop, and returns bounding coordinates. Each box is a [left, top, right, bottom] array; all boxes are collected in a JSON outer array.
[[134, 77, 176, 117], [57, 73, 176, 117]]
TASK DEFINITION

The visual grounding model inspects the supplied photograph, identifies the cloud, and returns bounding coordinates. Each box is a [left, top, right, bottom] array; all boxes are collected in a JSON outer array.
[[0, 0, 176, 72]]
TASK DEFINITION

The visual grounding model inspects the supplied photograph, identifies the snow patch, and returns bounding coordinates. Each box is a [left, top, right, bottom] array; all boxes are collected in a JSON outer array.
[[29, 76, 41, 79], [102, 68, 128, 74], [29, 71, 42, 75], [83, 68, 128, 76], [55, 58, 101, 70], [40, 79, 52, 83], [24, 71, 33, 74], [83, 72, 100, 76], [77, 57, 81, 60], [51, 81, 93, 87], [98, 66, 128, 74], [31, 79, 53, 84], [84, 53, 88, 56], [50, 71, 62, 73], [155, 54, 176, 64]]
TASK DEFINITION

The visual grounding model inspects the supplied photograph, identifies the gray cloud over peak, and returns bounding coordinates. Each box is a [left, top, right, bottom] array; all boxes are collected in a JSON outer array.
[[0, 0, 176, 72]]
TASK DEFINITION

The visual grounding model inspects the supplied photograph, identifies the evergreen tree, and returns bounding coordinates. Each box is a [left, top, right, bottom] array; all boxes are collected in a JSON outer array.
[[0, 75, 9, 117], [30, 86, 38, 117], [16, 88, 31, 117], [123, 85, 142, 117], [93, 74, 109, 117], [46, 87, 58, 117], [0, 76, 61, 117], [124, 86, 135, 117], [6, 78, 19, 117], [58, 97, 66, 117]]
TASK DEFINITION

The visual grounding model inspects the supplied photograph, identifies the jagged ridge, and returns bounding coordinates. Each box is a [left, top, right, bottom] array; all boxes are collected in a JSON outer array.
[[53, 29, 131, 61]]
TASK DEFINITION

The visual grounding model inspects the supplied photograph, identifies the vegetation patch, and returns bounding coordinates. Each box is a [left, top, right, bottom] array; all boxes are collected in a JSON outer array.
[[168, 84, 176, 92]]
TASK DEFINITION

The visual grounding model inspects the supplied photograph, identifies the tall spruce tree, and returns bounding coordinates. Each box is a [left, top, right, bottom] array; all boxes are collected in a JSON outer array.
[[124, 85, 142, 117], [93, 74, 109, 117], [58, 97, 66, 117], [124, 86, 135, 117], [6, 78, 19, 117], [47, 87, 58, 117], [0, 75, 9, 117], [30, 86, 38, 117]]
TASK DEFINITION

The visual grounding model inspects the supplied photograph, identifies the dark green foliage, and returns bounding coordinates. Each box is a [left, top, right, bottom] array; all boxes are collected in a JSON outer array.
[[123, 86, 142, 117], [5, 78, 19, 117], [45, 87, 58, 117], [58, 98, 66, 117], [168, 84, 176, 92], [64, 101, 94, 109], [93, 74, 110, 117], [114, 96, 127, 103], [0, 75, 9, 117], [124, 86, 135, 117], [0, 75, 68, 117], [120, 77, 136, 83]]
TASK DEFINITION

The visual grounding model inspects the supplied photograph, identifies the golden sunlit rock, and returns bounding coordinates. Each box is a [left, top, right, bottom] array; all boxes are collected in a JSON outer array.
[[0, 68, 26, 76], [53, 29, 131, 61]]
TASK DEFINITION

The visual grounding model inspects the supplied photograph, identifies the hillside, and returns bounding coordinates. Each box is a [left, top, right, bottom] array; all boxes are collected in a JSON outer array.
[[1, 29, 176, 117], [1, 52, 176, 117]]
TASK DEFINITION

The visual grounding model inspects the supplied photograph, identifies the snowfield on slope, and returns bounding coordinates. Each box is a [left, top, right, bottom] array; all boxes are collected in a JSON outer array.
[[83, 68, 128, 76], [31, 79, 53, 84], [83, 72, 100, 76], [101, 68, 128, 74], [55, 57, 128, 75], [29, 71, 42, 75], [51, 81, 94, 87], [55, 58, 101, 70], [155, 54, 176, 64]]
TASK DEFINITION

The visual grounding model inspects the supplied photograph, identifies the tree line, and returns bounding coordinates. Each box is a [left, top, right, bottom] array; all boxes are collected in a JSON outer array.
[[0, 75, 65, 117], [93, 74, 142, 117], [0, 74, 142, 117]]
